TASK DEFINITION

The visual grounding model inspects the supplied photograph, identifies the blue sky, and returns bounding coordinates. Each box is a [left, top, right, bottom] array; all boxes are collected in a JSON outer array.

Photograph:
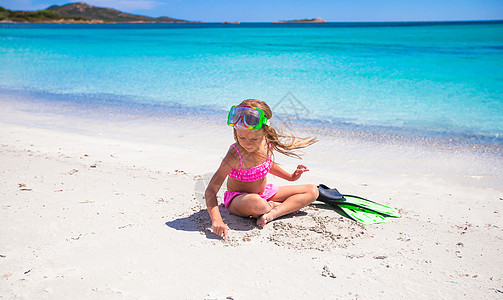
[[2, 0, 503, 22]]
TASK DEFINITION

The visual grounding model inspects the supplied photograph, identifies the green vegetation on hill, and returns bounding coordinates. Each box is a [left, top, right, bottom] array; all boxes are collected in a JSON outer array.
[[0, 6, 88, 22], [1, 2, 192, 23], [47, 2, 190, 23]]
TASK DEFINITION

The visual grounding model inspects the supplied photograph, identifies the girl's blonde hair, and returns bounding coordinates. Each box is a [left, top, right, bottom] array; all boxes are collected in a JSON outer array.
[[233, 99, 317, 159]]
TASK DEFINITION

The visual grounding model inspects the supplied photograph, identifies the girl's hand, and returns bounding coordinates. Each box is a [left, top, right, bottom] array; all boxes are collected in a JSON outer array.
[[291, 164, 309, 181], [212, 220, 228, 241]]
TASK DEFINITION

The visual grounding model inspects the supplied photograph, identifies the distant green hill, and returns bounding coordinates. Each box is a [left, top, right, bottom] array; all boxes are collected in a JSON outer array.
[[0, 2, 194, 23], [47, 2, 192, 23], [0, 6, 88, 22]]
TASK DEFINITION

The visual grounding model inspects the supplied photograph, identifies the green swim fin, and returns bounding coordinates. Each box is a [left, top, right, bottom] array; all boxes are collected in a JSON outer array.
[[337, 203, 391, 225], [337, 194, 400, 218], [317, 184, 401, 218]]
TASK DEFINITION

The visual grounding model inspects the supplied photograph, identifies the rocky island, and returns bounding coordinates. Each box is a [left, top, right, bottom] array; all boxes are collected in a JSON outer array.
[[275, 17, 326, 23]]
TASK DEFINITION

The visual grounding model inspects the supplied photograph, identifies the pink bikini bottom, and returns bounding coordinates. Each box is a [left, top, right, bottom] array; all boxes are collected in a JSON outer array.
[[224, 183, 279, 208]]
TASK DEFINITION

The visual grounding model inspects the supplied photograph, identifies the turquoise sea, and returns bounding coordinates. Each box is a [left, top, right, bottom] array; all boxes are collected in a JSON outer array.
[[1, 22, 502, 145]]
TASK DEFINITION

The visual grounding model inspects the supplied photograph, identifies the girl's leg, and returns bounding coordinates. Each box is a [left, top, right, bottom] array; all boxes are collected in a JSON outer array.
[[257, 184, 318, 227], [227, 193, 272, 219]]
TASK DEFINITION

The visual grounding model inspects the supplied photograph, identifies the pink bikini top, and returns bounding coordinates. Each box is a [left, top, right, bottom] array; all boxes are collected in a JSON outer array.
[[228, 144, 272, 182]]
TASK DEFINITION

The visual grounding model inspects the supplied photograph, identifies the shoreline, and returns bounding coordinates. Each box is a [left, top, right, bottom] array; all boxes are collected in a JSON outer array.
[[2, 88, 501, 152], [1, 19, 502, 24], [1, 94, 502, 298], [1, 91, 502, 191]]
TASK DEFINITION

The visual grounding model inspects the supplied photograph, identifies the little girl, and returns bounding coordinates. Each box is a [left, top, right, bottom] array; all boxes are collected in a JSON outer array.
[[204, 99, 319, 240]]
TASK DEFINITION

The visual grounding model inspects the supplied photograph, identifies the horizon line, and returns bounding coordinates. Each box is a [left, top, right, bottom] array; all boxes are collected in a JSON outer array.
[[1, 4, 502, 24]]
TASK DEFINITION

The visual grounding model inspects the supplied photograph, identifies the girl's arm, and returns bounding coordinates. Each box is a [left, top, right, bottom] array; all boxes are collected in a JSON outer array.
[[204, 149, 234, 240], [270, 162, 309, 181]]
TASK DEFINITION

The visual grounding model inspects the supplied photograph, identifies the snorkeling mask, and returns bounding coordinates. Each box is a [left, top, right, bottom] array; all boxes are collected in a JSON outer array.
[[227, 105, 270, 130]]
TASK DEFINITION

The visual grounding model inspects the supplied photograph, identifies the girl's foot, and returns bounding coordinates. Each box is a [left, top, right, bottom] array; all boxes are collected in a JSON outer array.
[[257, 201, 281, 227], [267, 200, 281, 209], [257, 202, 302, 227], [257, 209, 277, 227], [257, 213, 271, 227]]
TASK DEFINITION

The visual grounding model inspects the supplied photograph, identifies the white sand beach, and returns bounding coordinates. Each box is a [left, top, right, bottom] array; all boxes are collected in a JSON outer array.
[[1, 96, 502, 299]]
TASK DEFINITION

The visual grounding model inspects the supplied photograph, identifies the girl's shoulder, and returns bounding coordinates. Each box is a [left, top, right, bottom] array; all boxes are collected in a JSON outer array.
[[222, 144, 241, 168], [228, 143, 240, 156]]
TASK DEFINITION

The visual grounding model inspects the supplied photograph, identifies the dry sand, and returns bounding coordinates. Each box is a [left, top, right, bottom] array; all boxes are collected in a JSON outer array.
[[0, 97, 502, 299]]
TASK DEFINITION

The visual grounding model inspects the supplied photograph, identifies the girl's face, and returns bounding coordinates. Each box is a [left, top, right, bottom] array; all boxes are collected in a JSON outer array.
[[235, 128, 266, 153]]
